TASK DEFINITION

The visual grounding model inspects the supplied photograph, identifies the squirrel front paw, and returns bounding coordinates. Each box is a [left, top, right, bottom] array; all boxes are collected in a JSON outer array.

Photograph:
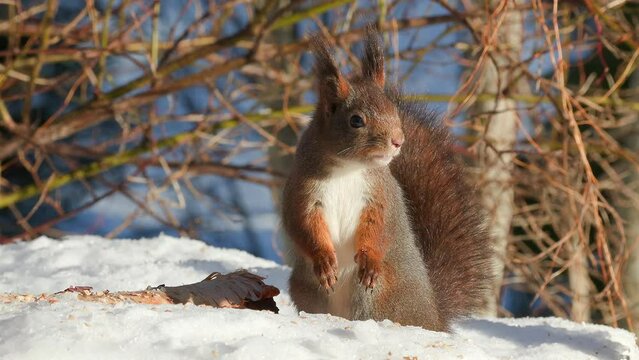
[[354, 249, 381, 290], [313, 251, 338, 292]]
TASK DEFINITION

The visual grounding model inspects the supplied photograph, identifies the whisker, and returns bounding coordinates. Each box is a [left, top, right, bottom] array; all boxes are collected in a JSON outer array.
[[337, 145, 355, 156]]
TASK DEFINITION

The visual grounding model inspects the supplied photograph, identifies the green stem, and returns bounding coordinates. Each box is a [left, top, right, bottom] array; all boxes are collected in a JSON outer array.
[[4, 88, 639, 210], [0, 105, 312, 209]]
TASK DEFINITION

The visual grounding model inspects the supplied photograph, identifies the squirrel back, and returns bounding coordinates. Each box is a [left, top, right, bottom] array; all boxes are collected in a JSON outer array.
[[282, 27, 494, 331], [389, 96, 494, 322]]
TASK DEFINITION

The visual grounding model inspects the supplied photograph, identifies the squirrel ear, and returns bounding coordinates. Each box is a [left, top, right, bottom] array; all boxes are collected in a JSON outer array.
[[362, 25, 385, 88], [310, 35, 350, 109]]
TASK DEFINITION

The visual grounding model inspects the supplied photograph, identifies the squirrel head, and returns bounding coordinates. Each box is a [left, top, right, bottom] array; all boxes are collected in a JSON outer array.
[[311, 26, 404, 169]]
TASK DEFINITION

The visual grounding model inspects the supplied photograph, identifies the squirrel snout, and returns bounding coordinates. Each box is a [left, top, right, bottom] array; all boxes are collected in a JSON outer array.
[[391, 135, 404, 149]]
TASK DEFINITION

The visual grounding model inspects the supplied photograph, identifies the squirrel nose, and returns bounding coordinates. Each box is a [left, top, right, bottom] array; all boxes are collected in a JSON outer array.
[[391, 136, 404, 149]]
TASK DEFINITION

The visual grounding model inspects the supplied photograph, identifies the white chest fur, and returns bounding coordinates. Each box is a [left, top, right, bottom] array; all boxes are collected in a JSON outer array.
[[316, 169, 369, 317]]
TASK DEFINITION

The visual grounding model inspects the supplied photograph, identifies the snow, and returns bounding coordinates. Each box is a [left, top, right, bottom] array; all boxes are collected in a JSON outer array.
[[0, 235, 637, 360]]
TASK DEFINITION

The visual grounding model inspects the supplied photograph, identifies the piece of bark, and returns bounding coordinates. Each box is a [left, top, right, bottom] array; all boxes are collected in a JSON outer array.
[[0, 270, 280, 313]]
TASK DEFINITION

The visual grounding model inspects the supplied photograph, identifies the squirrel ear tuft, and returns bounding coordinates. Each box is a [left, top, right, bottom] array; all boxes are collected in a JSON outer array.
[[362, 25, 385, 87], [310, 35, 350, 106]]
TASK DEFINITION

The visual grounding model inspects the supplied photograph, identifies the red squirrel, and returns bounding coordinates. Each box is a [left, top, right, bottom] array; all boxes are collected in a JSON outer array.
[[281, 27, 494, 331]]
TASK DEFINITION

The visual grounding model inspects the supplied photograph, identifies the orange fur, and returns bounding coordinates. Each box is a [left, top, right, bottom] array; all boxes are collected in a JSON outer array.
[[354, 194, 386, 289], [298, 207, 332, 256], [287, 201, 338, 291], [336, 74, 351, 99]]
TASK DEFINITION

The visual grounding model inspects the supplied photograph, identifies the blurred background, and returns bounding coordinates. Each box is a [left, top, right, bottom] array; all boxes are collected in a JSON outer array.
[[1, 0, 638, 333]]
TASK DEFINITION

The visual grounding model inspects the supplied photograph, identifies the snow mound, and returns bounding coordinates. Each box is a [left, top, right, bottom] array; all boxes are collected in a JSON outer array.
[[0, 235, 637, 359]]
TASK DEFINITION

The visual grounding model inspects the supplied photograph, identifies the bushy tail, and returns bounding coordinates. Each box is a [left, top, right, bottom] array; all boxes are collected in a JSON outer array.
[[390, 100, 495, 322]]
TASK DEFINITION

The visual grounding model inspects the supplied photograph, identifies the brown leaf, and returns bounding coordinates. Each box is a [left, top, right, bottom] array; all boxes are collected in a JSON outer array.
[[0, 270, 280, 313], [164, 270, 280, 312]]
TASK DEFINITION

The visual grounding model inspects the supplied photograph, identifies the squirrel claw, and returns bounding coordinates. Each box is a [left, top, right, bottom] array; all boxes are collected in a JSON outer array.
[[314, 251, 338, 292], [354, 249, 381, 290]]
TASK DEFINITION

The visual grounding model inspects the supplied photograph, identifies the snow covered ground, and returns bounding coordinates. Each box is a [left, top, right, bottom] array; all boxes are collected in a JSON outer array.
[[0, 235, 636, 359]]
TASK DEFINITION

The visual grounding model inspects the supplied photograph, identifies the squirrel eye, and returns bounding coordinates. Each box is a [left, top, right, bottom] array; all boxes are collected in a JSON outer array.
[[349, 115, 365, 128]]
